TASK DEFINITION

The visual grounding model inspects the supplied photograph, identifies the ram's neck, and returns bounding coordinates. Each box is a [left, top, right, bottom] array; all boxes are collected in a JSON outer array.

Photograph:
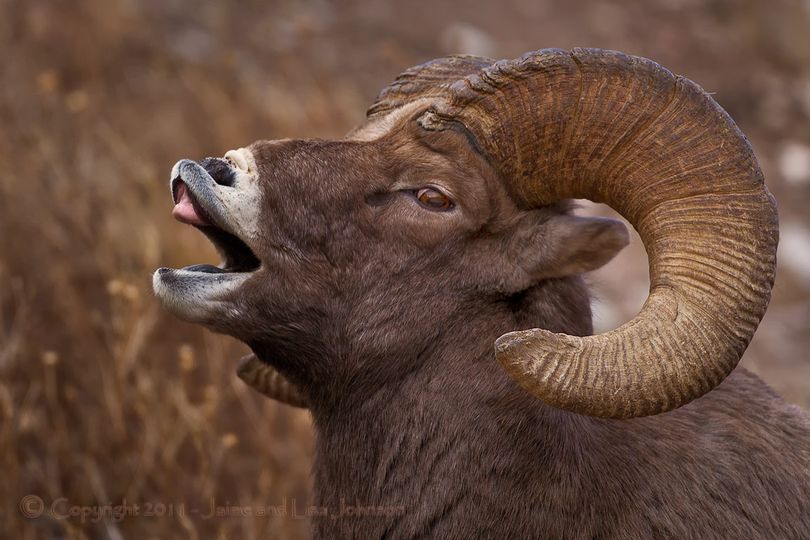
[[308, 278, 595, 538]]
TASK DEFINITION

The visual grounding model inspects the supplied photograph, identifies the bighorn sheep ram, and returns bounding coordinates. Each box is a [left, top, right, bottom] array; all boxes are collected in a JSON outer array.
[[154, 49, 810, 538]]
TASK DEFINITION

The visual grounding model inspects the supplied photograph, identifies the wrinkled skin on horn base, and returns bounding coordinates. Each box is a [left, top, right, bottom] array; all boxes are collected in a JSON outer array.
[[154, 49, 810, 538]]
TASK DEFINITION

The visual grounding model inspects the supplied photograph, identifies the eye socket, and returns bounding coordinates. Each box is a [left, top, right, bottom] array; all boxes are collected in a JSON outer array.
[[414, 187, 454, 211]]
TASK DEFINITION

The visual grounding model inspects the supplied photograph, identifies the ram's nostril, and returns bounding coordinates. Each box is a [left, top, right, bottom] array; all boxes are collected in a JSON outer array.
[[199, 157, 236, 187]]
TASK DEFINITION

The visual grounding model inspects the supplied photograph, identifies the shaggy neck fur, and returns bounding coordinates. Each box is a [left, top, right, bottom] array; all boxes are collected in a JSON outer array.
[[298, 278, 810, 539]]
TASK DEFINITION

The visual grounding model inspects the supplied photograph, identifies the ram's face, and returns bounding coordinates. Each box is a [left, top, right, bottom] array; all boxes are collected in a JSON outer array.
[[154, 108, 515, 345], [153, 103, 627, 380]]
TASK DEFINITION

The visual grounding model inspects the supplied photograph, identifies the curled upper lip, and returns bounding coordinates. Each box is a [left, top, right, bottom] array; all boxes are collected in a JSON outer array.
[[170, 159, 234, 235]]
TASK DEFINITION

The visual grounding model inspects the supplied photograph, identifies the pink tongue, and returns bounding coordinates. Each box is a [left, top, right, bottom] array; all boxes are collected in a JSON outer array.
[[172, 182, 209, 226]]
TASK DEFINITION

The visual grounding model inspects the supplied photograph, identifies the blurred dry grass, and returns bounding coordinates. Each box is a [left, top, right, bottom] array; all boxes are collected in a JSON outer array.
[[1, 0, 809, 538]]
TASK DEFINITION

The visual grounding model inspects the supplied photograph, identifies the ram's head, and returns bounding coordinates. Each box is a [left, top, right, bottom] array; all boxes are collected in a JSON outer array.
[[154, 49, 778, 418]]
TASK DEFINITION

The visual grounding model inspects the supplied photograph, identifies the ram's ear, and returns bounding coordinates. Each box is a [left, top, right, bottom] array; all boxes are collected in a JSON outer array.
[[512, 214, 629, 283]]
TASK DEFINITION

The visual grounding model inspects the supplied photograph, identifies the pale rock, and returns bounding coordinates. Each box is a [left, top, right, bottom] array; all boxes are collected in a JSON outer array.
[[439, 23, 497, 57], [778, 221, 810, 288], [778, 141, 810, 185]]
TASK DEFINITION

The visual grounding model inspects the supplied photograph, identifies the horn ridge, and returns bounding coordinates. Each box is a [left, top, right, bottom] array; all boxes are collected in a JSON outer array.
[[367, 55, 494, 118]]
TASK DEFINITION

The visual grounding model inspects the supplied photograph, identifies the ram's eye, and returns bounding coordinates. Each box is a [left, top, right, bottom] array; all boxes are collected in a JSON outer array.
[[415, 187, 454, 211]]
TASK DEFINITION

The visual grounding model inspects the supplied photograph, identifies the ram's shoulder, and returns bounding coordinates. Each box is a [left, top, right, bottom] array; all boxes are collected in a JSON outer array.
[[672, 367, 810, 452], [705, 367, 806, 416]]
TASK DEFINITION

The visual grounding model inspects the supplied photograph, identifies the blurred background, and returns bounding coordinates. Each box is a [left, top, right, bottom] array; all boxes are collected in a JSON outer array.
[[2, 0, 809, 538]]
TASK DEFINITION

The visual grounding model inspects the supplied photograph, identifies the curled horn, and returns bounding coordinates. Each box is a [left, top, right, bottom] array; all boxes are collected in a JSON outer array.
[[420, 48, 778, 418], [237, 354, 309, 408]]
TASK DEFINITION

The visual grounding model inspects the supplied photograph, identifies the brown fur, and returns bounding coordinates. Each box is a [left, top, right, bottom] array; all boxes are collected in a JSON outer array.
[[185, 108, 810, 538]]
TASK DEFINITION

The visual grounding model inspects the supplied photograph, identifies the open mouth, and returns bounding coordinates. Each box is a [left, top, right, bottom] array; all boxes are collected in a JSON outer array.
[[170, 173, 260, 275], [154, 157, 263, 322]]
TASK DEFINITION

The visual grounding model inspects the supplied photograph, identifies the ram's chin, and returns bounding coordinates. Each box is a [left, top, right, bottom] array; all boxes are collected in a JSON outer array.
[[152, 267, 249, 324]]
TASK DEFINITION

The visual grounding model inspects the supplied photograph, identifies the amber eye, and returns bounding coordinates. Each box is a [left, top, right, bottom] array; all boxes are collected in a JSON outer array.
[[415, 187, 454, 211]]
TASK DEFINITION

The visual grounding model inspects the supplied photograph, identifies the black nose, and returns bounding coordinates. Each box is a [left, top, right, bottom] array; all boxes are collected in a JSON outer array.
[[200, 157, 236, 187]]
